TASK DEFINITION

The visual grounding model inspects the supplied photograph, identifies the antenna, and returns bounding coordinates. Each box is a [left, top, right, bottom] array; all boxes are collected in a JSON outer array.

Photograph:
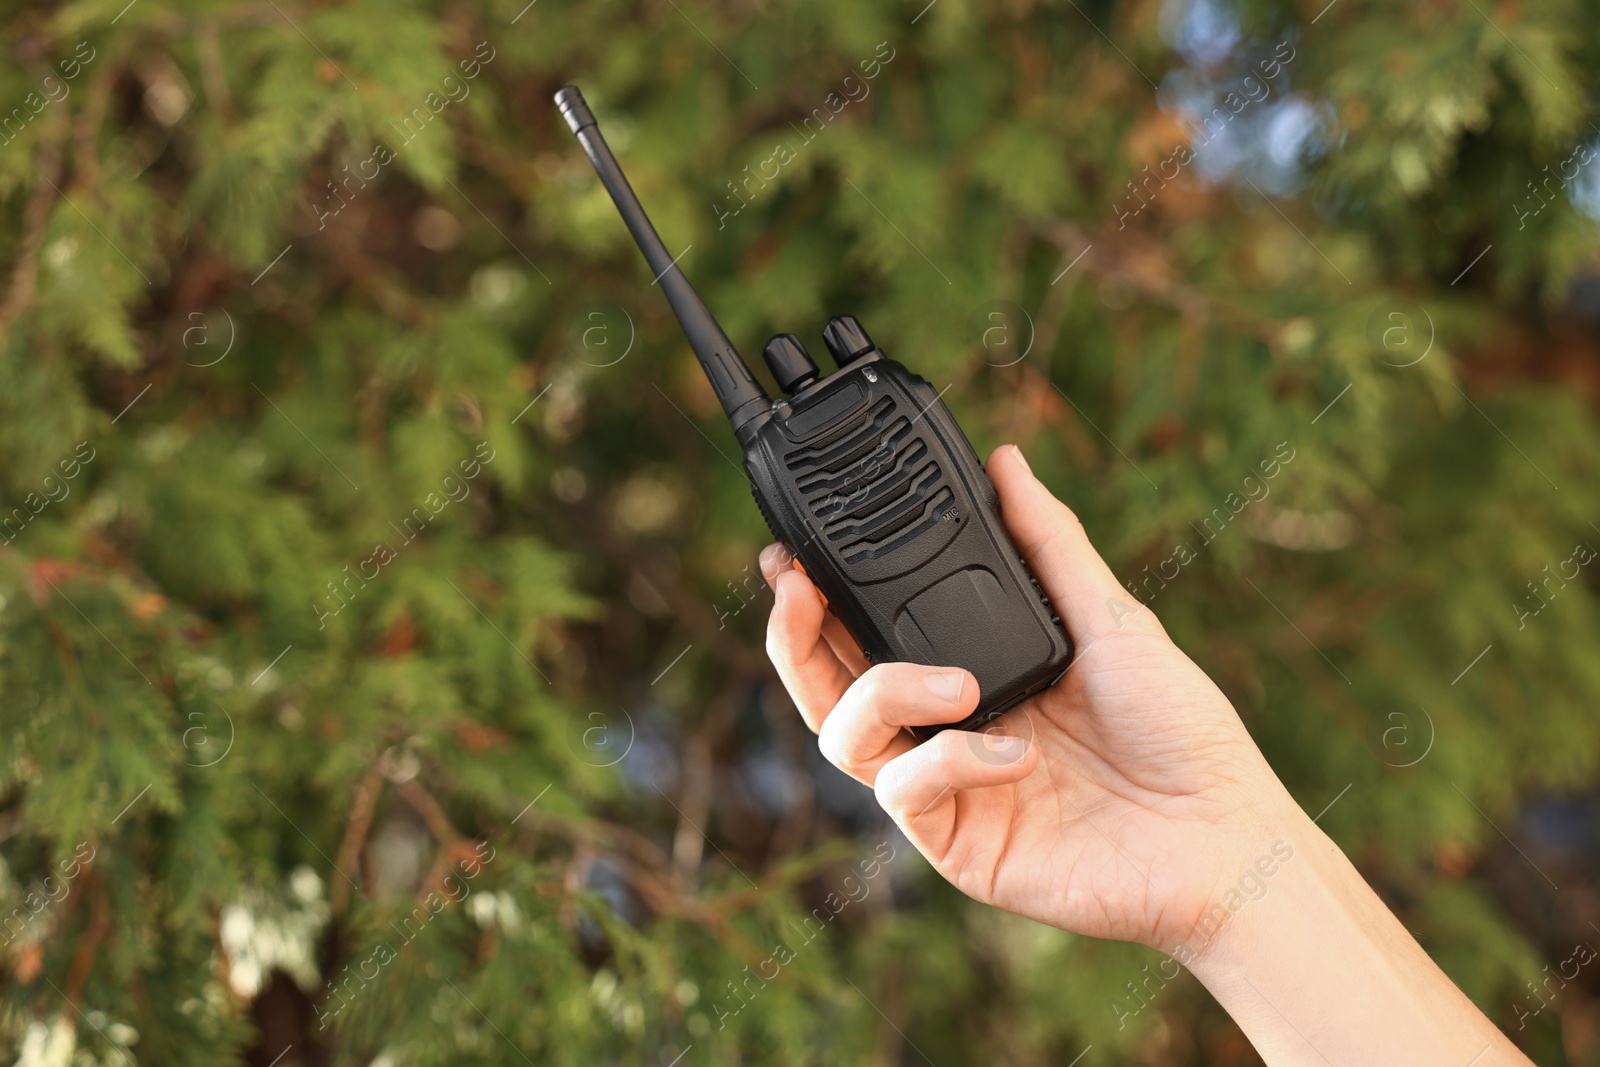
[[555, 86, 770, 429]]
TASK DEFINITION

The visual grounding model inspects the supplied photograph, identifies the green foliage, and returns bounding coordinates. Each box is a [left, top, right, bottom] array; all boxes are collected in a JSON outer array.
[[1, 0, 1599, 1063]]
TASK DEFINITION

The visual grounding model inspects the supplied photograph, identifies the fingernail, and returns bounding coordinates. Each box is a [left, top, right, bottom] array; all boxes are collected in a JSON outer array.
[[985, 734, 1028, 762], [759, 543, 793, 584], [923, 671, 966, 702], [1011, 445, 1032, 476]]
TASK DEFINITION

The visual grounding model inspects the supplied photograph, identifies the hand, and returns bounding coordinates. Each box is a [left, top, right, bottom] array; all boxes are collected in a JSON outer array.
[[761, 444, 1297, 956], [764, 444, 1536, 1066]]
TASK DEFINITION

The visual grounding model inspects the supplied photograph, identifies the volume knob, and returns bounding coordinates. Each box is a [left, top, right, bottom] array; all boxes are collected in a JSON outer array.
[[762, 333, 819, 394], [822, 315, 875, 365]]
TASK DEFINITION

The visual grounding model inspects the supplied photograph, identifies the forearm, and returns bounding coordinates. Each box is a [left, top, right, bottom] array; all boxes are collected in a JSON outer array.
[[1186, 795, 1531, 1067]]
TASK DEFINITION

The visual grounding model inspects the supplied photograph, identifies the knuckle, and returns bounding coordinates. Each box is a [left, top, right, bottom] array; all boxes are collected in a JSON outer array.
[[849, 664, 898, 710], [1106, 599, 1169, 641], [1057, 498, 1087, 531], [763, 626, 787, 667], [1020, 525, 1064, 564], [816, 715, 849, 768], [765, 617, 808, 672], [1030, 509, 1084, 560], [873, 760, 911, 809], [817, 709, 868, 778], [922, 732, 964, 777]]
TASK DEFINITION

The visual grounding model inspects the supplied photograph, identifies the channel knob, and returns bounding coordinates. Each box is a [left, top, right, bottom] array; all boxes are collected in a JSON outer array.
[[822, 315, 875, 365], [762, 333, 820, 394]]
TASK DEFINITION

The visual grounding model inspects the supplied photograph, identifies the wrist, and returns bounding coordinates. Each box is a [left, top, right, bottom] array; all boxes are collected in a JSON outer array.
[[1175, 792, 1522, 1066], [1173, 795, 1329, 972], [1148, 777, 1312, 967]]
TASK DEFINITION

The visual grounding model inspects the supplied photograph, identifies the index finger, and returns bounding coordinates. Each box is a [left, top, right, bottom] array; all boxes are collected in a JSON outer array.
[[764, 556, 855, 733]]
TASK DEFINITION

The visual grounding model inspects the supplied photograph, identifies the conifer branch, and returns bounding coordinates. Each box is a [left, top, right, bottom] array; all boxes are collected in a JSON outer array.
[[69, 52, 119, 197], [572, 506, 770, 678], [0, 120, 65, 340]]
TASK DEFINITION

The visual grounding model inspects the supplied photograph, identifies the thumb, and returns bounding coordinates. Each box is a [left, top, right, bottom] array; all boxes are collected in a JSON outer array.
[[987, 444, 1150, 642]]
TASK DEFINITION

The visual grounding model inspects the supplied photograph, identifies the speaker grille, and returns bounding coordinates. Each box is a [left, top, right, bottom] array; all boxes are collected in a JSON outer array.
[[785, 396, 952, 562]]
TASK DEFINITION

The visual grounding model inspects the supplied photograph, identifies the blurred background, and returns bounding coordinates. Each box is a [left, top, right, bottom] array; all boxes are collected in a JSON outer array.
[[2, 0, 1600, 1063]]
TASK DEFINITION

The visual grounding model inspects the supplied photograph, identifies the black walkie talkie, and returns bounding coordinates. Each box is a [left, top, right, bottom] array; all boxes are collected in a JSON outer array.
[[556, 86, 1073, 735]]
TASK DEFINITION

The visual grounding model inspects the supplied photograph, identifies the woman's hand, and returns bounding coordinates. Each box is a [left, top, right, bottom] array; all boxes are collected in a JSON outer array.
[[761, 444, 1296, 957], [763, 444, 1536, 1066]]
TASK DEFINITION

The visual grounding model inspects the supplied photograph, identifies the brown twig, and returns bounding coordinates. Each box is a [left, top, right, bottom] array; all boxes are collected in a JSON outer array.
[[394, 776, 464, 850], [64, 876, 110, 1002], [1036, 218, 1281, 345], [513, 805, 674, 879], [330, 761, 384, 915], [195, 20, 236, 123], [572, 505, 770, 678], [705, 839, 858, 917], [670, 732, 714, 887], [70, 52, 119, 197], [756, 682, 817, 866], [1028, 242, 1090, 380], [867, 960, 911, 1065], [322, 219, 435, 330], [506, 797, 842, 988], [557, 840, 595, 938], [395, 775, 501, 907]]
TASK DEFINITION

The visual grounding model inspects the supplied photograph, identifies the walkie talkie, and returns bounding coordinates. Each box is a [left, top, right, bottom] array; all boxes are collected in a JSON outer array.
[[556, 86, 1073, 735]]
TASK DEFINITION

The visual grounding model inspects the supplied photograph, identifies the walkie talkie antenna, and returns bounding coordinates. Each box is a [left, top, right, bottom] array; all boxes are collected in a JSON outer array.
[[555, 86, 770, 429]]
